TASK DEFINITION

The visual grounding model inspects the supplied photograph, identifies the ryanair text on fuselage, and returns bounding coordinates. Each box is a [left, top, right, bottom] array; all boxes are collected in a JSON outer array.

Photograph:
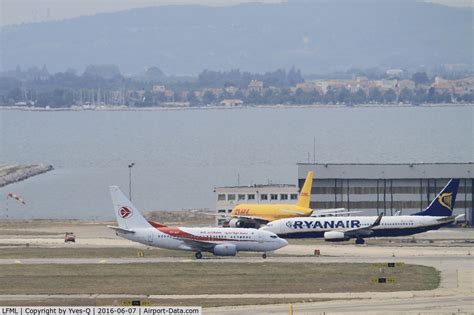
[[287, 219, 361, 230]]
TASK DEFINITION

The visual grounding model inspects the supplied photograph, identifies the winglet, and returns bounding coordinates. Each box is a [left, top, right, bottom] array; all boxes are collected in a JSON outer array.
[[296, 171, 313, 208], [371, 213, 383, 228]]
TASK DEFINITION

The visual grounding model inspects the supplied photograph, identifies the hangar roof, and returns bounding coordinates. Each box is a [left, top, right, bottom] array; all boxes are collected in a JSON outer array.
[[298, 163, 474, 179]]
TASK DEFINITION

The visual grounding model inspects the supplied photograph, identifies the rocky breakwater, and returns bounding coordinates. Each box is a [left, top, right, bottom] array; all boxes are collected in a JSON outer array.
[[0, 164, 53, 187]]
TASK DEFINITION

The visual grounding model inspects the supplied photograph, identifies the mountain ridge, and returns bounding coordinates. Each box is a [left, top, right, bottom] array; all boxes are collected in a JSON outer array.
[[1, 1, 472, 74]]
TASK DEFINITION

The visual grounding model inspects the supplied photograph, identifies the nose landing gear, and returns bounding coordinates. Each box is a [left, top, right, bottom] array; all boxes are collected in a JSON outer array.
[[262, 253, 267, 259], [355, 238, 365, 245], [195, 252, 203, 259]]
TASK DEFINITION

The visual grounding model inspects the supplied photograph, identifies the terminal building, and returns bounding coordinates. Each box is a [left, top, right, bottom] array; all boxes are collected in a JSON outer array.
[[214, 184, 299, 226], [298, 163, 474, 223]]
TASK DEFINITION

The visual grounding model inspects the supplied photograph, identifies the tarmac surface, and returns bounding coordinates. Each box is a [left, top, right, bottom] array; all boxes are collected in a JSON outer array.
[[0, 224, 473, 314]]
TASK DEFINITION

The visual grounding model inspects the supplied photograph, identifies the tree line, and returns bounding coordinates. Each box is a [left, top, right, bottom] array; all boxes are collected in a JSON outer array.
[[1, 65, 472, 107]]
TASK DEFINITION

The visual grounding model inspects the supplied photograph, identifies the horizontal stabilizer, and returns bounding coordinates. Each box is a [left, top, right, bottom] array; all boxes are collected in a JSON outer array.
[[435, 216, 455, 223], [107, 226, 135, 234]]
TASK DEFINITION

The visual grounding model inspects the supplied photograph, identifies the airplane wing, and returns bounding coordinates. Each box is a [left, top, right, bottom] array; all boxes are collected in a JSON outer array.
[[197, 212, 229, 217], [226, 215, 270, 223], [198, 212, 270, 223], [278, 209, 312, 216], [311, 208, 365, 216], [313, 208, 347, 214], [340, 213, 383, 238], [107, 226, 135, 234], [179, 238, 218, 252], [311, 210, 363, 216]]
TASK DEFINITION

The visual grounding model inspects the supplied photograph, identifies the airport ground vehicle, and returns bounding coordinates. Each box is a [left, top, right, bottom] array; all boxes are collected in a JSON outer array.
[[64, 232, 76, 243]]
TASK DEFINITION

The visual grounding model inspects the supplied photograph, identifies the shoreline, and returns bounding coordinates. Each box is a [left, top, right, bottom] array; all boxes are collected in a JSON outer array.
[[0, 164, 54, 188], [0, 103, 473, 112]]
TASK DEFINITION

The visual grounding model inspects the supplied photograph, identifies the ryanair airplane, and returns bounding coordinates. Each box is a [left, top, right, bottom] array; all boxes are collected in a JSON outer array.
[[108, 186, 287, 259], [261, 179, 463, 244]]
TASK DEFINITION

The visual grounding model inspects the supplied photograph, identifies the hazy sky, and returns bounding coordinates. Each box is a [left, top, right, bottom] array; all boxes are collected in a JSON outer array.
[[0, 0, 471, 26], [0, 0, 282, 26]]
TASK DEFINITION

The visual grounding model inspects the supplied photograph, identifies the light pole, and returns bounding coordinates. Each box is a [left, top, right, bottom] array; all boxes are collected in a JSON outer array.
[[128, 163, 135, 200]]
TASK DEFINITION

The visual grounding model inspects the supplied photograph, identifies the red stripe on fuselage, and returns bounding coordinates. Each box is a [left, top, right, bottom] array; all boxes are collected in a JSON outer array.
[[148, 220, 167, 228]]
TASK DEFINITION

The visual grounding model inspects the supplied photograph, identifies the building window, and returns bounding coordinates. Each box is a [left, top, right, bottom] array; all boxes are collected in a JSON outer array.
[[217, 209, 226, 213], [218, 194, 226, 201], [238, 194, 246, 200], [271, 194, 278, 200], [227, 194, 235, 201], [261, 194, 268, 200], [227, 209, 232, 213], [248, 194, 255, 200], [290, 194, 298, 200], [280, 194, 288, 200]]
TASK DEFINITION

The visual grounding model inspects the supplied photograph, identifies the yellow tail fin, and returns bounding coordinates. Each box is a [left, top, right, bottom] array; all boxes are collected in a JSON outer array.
[[296, 171, 313, 208]]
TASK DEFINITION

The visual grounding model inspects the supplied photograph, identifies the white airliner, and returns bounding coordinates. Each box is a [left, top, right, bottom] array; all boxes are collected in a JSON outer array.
[[262, 179, 463, 244], [108, 186, 288, 259]]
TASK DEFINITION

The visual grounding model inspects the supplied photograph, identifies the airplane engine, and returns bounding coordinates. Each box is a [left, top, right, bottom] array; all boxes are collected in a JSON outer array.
[[228, 218, 258, 228], [212, 243, 237, 256], [228, 218, 245, 228], [324, 231, 349, 242]]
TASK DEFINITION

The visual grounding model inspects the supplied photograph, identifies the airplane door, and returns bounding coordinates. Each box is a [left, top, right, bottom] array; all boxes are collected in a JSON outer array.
[[257, 233, 264, 243]]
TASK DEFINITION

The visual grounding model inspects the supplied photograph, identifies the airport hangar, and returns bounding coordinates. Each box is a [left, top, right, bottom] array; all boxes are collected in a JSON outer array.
[[298, 162, 474, 223]]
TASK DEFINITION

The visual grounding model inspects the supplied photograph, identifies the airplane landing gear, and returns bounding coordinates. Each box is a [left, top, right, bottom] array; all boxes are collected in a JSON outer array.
[[262, 253, 267, 259], [355, 238, 365, 245], [195, 252, 203, 259]]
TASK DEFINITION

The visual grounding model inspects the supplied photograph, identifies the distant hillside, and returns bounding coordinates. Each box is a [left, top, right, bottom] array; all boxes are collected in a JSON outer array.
[[1, 0, 472, 74]]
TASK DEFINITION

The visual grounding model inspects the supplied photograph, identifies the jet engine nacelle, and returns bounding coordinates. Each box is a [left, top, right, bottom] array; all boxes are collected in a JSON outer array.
[[228, 218, 245, 228], [213, 243, 237, 256], [324, 231, 349, 242], [228, 218, 258, 228]]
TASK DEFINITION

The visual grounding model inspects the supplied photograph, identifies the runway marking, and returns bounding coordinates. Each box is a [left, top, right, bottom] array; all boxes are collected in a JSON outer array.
[[99, 260, 108, 264], [14, 260, 21, 264]]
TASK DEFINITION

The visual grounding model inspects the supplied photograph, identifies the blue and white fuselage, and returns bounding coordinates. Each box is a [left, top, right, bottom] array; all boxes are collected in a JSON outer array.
[[262, 215, 456, 239], [261, 179, 462, 243]]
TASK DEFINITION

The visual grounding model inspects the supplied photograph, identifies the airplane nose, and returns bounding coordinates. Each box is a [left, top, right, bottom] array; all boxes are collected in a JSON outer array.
[[279, 238, 288, 247]]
